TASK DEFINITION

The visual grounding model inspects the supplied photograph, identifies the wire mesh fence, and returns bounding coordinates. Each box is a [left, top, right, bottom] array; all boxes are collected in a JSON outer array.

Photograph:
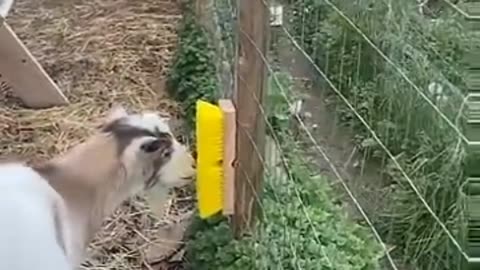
[[194, 0, 237, 100], [200, 0, 480, 269]]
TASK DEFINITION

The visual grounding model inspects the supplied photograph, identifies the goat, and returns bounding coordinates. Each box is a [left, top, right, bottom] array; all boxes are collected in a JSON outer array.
[[0, 105, 195, 270], [288, 99, 304, 140], [288, 98, 313, 140], [0, 0, 14, 18], [427, 81, 448, 104]]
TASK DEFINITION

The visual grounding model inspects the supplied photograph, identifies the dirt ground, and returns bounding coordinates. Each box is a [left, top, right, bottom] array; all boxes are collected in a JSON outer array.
[[1, 0, 192, 269]]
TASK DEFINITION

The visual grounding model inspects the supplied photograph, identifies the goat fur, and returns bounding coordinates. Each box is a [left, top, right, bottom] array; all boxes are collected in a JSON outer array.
[[0, 106, 195, 269], [0, 163, 72, 270], [0, 0, 14, 18]]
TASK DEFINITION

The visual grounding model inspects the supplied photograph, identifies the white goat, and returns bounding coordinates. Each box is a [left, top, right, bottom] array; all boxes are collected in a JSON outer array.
[[0, 105, 195, 270], [428, 81, 448, 104], [289, 98, 314, 139], [0, 0, 14, 18]]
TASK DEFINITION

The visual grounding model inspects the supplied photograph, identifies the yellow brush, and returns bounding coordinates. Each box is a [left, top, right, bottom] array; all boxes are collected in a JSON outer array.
[[196, 100, 224, 218]]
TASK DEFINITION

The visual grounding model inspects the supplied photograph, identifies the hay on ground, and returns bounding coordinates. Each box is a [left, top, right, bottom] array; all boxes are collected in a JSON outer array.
[[1, 0, 193, 269]]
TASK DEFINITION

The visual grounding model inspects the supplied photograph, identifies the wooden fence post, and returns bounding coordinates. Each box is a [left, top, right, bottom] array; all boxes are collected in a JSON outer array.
[[194, 0, 208, 27], [233, 0, 269, 237]]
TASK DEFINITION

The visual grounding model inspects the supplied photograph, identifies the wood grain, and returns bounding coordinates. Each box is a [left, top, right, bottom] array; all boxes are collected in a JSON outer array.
[[0, 21, 68, 108]]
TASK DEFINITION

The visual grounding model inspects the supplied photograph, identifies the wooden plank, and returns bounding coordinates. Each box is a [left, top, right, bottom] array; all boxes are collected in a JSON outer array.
[[219, 99, 236, 216], [233, 0, 269, 237], [0, 20, 68, 108]]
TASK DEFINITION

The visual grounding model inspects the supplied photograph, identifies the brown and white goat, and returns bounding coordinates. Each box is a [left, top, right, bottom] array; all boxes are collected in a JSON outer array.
[[0, 0, 13, 18], [0, 106, 195, 270]]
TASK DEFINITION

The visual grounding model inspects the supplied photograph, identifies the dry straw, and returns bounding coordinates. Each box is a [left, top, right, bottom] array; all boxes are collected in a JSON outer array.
[[1, 0, 192, 269]]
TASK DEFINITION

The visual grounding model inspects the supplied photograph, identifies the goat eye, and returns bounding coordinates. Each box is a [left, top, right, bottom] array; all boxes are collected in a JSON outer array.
[[162, 149, 172, 159], [141, 139, 162, 153], [176, 135, 185, 144]]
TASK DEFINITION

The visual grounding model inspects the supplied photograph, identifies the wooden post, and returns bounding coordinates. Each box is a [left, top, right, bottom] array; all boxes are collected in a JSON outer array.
[[0, 19, 68, 108], [233, 0, 268, 237], [194, 0, 207, 26]]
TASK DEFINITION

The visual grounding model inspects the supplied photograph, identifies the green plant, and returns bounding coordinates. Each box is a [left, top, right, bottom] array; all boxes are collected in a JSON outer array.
[[266, 71, 295, 134], [185, 72, 383, 270], [214, 0, 236, 61], [185, 146, 383, 270], [287, 0, 475, 269], [172, 2, 384, 268], [167, 3, 218, 129]]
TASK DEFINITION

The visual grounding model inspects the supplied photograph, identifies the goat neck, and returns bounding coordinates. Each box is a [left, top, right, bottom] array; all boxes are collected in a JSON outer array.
[[34, 132, 128, 264]]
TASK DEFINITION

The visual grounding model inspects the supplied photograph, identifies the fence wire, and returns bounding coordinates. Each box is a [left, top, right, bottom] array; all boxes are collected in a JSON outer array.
[[203, 0, 478, 269]]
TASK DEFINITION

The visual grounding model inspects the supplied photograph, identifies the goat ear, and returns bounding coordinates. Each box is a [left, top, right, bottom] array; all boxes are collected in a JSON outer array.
[[105, 105, 128, 123]]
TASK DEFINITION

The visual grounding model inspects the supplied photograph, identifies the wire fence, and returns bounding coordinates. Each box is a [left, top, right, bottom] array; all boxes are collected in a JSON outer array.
[[194, 0, 237, 100], [199, 0, 479, 269]]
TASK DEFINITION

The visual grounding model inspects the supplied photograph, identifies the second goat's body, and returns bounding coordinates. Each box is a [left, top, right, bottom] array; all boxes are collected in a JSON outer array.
[[0, 163, 72, 270]]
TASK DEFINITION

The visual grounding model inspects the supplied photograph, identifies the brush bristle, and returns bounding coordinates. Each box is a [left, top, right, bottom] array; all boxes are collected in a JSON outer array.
[[196, 100, 224, 218]]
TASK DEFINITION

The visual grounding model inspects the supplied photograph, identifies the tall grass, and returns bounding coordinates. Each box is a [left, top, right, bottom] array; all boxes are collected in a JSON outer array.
[[287, 0, 475, 269]]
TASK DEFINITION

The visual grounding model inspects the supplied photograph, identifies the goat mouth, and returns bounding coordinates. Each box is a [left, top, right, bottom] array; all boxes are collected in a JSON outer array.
[[169, 177, 194, 188], [145, 175, 194, 190]]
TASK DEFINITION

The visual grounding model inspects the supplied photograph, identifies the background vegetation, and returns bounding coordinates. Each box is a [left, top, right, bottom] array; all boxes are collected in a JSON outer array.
[[287, 0, 477, 269], [167, 2, 218, 129], [183, 71, 383, 270], [166, 0, 479, 268]]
